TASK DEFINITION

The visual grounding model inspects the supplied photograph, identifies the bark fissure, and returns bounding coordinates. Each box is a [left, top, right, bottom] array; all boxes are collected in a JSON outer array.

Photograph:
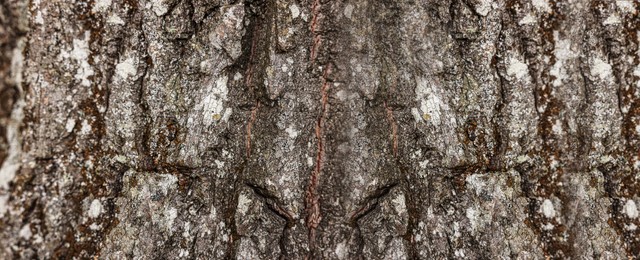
[[305, 64, 331, 257]]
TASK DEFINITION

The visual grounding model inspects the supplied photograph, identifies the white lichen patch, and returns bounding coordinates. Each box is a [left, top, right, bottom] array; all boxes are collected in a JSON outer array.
[[590, 57, 613, 81], [541, 199, 556, 218], [552, 119, 562, 135], [182, 222, 191, 238], [65, 118, 76, 132], [116, 57, 137, 80], [391, 193, 406, 215], [158, 173, 178, 195], [519, 13, 537, 25], [196, 76, 230, 126], [214, 159, 224, 169], [151, 0, 168, 16], [85, 159, 95, 169], [603, 13, 621, 25], [289, 3, 300, 19], [0, 195, 8, 215], [32, 1, 45, 25], [151, 205, 178, 233], [19, 225, 32, 239], [410, 108, 422, 123], [92, 0, 112, 13], [532, 0, 552, 13], [233, 72, 243, 81], [80, 120, 92, 135], [344, 4, 354, 19], [542, 223, 555, 230], [227, 147, 235, 159], [453, 222, 462, 238], [107, 14, 125, 25], [336, 89, 348, 101], [88, 199, 103, 218], [516, 154, 531, 164], [70, 31, 94, 87], [466, 207, 480, 231], [549, 157, 559, 170], [415, 77, 447, 126], [419, 159, 429, 169], [90, 223, 101, 230], [475, 0, 493, 16], [466, 174, 487, 196], [411, 149, 422, 159], [616, 0, 636, 13], [285, 125, 299, 139], [222, 108, 233, 122], [415, 221, 427, 242], [165, 207, 177, 228], [625, 199, 638, 218], [307, 156, 314, 167], [237, 193, 251, 216], [633, 156, 640, 170], [335, 241, 348, 259], [35, 11, 44, 25], [300, 9, 309, 22], [507, 57, 529, 80], [550, 34, 576, 87]]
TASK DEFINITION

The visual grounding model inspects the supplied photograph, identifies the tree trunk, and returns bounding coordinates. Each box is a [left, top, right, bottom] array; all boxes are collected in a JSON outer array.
[[0, 0, 637, 259]]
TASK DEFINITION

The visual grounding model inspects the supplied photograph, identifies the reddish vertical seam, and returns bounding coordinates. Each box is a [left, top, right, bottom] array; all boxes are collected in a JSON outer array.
[[309, 0, 322, 62], [306, 64, 331, 254], [245, 30, 259, 157]]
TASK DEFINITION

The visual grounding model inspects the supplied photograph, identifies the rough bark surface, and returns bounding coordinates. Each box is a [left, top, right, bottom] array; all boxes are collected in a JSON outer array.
[[0, 0, 638, 259]]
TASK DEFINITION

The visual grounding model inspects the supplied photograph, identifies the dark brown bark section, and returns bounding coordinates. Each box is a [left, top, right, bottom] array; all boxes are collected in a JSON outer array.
[[0, 0, 26, 176]]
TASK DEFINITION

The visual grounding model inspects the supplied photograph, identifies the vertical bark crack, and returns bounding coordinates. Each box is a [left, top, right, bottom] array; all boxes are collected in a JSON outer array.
[[305, 64, 331, 257]]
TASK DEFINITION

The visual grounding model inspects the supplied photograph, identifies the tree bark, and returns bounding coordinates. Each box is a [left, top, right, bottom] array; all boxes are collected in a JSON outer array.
[[0, 0, 638, 259]]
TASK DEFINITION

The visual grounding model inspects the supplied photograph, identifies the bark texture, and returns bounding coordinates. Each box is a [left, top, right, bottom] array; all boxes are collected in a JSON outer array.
[[0, 0, 638, 259]]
